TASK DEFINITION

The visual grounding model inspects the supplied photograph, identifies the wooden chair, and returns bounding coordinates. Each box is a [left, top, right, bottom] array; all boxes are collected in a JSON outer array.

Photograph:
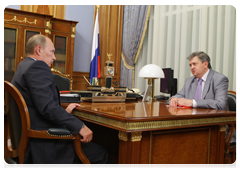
[[51, 68, 73, 91], [224, 90, 236, 164], [4, 81, 90, 164]]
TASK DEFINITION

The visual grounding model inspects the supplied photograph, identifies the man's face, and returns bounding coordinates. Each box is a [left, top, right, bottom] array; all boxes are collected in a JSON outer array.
[[39, 38, 56, 67], [189, 56, 208, 78]]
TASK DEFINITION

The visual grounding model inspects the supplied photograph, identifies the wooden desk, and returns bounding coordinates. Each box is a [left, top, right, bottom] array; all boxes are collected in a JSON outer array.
[[62, 101, 236, 164]]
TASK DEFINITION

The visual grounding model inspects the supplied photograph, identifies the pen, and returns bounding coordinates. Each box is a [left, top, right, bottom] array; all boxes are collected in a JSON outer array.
[[83, 76, 91, 85]]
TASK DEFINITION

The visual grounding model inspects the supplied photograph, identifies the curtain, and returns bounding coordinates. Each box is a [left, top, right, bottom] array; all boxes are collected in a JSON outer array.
[[135, 5, 236, 96], [120, 5, 151, 88]]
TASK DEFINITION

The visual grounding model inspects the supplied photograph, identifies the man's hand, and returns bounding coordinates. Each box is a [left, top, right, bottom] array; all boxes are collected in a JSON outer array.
[[169, 97, 178, 106], [79, 125, 93, 143], [65, 103, 81, 114], [177, 98, 193, 107]]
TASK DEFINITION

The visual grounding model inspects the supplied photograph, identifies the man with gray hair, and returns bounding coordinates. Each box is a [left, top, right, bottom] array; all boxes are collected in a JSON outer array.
[[168, 51, 236, 145], [168, 51, 229, 110]]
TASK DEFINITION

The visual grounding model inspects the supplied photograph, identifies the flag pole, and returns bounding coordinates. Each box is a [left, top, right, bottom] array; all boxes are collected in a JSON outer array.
[[90, 5, 101, 85]]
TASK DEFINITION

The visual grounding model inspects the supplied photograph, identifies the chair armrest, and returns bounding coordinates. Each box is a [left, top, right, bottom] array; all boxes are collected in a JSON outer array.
[[27, 129, 75, 139], [26, 128, 90, 164], [46, 128, 71, 136]]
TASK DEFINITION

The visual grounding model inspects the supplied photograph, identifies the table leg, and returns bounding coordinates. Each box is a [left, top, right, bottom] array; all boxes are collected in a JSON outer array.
[[118, 131, 142, 164], [217, 124, 227, 163]]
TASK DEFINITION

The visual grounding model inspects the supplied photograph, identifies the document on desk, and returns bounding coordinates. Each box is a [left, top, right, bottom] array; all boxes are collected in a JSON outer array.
[[166, 105, 192, 109]]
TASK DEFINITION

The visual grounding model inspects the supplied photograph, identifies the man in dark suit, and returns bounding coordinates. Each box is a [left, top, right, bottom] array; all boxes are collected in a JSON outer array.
[[11, 34, 111, 164]]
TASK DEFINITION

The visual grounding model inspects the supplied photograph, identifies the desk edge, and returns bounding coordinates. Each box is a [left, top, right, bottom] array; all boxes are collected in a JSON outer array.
[[73, 111, 236, 132]]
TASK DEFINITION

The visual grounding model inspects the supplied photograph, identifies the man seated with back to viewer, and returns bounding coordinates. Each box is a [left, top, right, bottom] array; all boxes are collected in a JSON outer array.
[[167, 51, 235, 143], [11, 34, 111, 164]]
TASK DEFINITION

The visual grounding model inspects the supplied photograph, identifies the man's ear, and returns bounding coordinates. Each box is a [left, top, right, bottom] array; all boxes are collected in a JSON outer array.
[[205, 61, 209, 68], [35, 45, 42, 55]]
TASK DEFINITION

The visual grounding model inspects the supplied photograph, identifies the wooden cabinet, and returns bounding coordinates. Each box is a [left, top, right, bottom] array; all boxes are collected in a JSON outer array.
[[50, 18, 78, 75], [4, 8, 78, 81]]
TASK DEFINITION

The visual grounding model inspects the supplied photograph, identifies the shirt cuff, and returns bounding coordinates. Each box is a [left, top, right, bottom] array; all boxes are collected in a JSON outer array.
[[192, 99, 197, 108], [81, 123, 85, 129]]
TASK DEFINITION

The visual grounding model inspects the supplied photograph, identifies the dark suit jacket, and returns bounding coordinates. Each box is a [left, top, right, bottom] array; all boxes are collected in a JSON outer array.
[[11, 57, 84, 163], [168, 69, 229, 110]]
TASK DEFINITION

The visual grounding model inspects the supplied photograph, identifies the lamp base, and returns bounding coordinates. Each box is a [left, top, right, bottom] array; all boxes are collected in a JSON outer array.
[[146, 78, 157, 101], [151, 98, 157, 102]]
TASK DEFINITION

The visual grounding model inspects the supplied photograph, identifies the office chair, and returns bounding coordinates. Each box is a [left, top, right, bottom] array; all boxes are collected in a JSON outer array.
[[227, 91, 236, 111], [51, 68, 73, 91], [4, 81, 90, 164], [224, 90, 236, 164]]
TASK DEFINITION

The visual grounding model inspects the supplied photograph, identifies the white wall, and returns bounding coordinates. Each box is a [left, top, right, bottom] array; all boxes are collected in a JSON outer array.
[[65, 5, 94, 72]]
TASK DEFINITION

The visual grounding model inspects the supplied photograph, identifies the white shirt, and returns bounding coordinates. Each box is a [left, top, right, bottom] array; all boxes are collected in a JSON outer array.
[[192, 69, 210, 108], [29, 57, 37, 61]]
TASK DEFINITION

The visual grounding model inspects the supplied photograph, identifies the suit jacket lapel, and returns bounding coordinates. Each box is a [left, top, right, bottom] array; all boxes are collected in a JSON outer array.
[[191, 77, 198, 99], [202, 69, 213, 99]]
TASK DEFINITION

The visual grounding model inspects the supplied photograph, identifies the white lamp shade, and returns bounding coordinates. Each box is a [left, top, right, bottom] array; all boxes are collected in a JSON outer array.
[[138, 64, 165, 78]]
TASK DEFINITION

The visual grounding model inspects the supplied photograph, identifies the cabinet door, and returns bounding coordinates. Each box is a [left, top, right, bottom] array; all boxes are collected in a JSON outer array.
[[52, 35, 68, 74], [4, 27, 18, 82], [21, 28, 44, 61], [4, 25, 45, 81]]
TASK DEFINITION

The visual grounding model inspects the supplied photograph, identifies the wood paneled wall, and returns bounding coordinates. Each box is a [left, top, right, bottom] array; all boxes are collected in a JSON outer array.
[[20, 5, 65, 19], [72, 72, 90, 91], [73, 5, 123, 90], [97, 5, 123, 87]]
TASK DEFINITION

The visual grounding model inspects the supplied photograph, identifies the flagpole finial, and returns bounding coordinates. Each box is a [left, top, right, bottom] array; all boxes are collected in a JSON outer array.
[[96, 5, 100, 12]]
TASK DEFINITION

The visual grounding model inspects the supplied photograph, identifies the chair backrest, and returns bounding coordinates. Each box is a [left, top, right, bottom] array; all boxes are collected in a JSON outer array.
[[4, 81, 30, 154], [227, 91, 236, 111], [51, 68, 73, 91], [5, 85, 21, 150]]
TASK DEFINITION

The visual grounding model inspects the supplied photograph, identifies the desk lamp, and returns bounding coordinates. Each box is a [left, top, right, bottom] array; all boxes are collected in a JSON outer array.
[[139, 64, 164, 101]]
